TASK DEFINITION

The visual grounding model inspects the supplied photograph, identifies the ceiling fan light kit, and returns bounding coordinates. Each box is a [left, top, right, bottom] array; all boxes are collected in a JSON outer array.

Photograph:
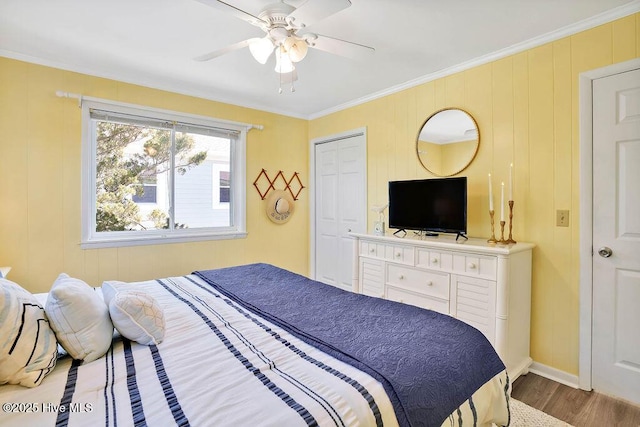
[[283, 36, 308, 62], [249, 37, 275, 64], [195, 0, 374, 93], [274, 45, 295, 74]]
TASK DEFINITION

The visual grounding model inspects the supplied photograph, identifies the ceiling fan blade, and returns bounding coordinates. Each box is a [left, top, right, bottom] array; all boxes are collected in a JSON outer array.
[[193, 0, 264, 27], [194, 38, 260, 61], [287, 0, 351, 28], [307, 34, 374, 60]]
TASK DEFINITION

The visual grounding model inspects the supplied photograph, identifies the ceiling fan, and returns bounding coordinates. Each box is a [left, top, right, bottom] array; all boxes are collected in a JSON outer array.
[[193, 0, 375, 92]]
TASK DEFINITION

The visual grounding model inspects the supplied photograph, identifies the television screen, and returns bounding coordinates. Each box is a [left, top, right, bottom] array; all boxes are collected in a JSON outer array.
[[388, 177, 467, 235]]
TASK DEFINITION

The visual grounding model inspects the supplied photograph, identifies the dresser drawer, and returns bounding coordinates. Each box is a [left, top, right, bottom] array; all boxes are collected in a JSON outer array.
[[359, 258, 385, 298], [360, 241, 385, 258], [386, 264, 449, 300], [386, 286, 449, 314], [384, 244, 414, 265], [416, 249, 453, 271], [452, 254, 497, 280], [452, 275, 497, 344]]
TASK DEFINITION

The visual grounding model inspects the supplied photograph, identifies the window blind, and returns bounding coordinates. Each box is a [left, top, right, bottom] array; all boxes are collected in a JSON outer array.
[[90, 109, 240, 139]]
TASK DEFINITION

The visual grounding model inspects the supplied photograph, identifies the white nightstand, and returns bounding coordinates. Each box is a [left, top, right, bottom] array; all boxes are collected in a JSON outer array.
[[0, 267, 11, 278]]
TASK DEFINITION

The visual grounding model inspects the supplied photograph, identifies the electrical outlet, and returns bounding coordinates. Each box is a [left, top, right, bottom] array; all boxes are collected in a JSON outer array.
[[556, 210, 569, 227]]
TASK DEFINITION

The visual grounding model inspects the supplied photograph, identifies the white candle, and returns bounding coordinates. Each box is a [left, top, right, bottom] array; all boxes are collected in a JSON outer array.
[[500, 182, 505, 221], [509, 163, 513, 201], [488, 173, 494, 211]]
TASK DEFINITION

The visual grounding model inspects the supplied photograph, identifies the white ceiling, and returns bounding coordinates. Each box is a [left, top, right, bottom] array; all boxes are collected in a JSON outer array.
[[1, 0, 638, 119]]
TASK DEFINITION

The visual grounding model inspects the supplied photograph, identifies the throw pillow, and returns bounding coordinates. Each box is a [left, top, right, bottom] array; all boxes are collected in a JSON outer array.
[[0, 278, 58, 387], [45, 273, 113, 362], [109, 291, 165, 346]]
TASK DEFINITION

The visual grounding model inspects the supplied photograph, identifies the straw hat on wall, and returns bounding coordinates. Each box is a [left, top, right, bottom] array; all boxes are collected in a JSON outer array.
[[265, 190, 295, 224]]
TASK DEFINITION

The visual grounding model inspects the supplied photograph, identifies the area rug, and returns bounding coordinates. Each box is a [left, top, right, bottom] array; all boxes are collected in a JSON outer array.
[[508, 398, 573, 427]]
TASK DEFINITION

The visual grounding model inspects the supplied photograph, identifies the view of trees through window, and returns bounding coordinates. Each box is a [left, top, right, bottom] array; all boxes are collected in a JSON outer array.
[[95, 120, 232, 232]]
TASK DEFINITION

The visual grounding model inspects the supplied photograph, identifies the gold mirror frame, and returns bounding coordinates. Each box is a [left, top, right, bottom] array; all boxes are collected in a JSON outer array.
[[416, 108, 480, 177]]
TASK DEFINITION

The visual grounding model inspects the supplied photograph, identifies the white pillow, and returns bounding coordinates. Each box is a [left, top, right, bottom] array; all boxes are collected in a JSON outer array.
[[109, 291, 165, 346], [0, 279, 58, 387], [101, 280, 127, 307], [45, 273, 114, 362]]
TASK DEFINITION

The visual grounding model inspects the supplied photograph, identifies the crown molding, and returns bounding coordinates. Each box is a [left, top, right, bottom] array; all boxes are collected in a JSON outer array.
[[308, 0, 640, 120]]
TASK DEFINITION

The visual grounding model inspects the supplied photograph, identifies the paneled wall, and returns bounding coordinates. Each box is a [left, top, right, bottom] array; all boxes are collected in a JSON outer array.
[[0, 58, 309, 293], [309, 14, 640, 375]]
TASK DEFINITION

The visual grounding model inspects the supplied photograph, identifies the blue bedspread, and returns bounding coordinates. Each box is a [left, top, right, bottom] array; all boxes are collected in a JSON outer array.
[[195, 263, 505, 427]]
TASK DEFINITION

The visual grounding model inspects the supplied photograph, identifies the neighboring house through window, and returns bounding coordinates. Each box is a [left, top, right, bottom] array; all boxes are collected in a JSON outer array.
[[219, 170, 230, 203], [132, 171, 158, 204], [81, 99, 247, 248]]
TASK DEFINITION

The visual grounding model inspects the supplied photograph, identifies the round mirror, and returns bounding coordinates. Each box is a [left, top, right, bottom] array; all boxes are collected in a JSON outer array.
[[416, 108, 480, 176]]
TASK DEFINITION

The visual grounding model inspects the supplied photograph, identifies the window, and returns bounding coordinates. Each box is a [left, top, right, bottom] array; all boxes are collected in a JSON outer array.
[[82, 100, 247, 248]]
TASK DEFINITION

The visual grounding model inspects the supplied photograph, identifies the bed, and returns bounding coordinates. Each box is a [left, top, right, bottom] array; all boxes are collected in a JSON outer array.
[[0, 263, 510, 427]]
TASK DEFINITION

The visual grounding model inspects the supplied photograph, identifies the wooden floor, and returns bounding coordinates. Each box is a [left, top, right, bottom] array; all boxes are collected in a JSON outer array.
[[511, 373, 640, 427]]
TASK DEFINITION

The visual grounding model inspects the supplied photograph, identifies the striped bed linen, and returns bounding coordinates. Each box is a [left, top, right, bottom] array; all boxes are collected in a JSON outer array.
[[0, 274, 509, 427]]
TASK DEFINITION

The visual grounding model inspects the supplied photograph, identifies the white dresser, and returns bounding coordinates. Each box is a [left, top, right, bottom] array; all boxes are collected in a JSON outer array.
[[350, 232, 535, 381]]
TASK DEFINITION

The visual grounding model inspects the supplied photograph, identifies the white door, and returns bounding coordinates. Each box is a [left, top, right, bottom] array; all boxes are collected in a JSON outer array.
[[314, 132, 366, 291], [592, 68, 640, 404]]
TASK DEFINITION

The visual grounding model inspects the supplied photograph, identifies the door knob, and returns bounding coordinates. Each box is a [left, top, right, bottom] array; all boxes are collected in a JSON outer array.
[[598, 247, 613, 258]]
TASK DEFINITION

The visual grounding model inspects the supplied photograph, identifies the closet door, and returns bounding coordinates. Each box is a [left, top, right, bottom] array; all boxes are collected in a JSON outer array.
[[314, 132, 366, 291]]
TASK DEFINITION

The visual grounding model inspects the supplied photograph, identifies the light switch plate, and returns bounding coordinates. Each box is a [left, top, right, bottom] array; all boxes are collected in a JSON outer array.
[[556, 210, 569, 227]]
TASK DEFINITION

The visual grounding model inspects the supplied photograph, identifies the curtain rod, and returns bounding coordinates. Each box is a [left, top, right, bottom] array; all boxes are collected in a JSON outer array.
[[55, 90, 264, 131]]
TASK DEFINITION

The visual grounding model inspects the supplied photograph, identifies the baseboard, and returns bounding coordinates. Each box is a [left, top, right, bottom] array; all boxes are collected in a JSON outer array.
[[528, 361, 581, 389]]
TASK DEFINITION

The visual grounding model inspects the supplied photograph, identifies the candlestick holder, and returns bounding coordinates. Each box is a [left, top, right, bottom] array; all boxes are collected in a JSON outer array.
[[487, 210, 497, 244], [506, 200, 517, 244], [498, 220, 507, 244]]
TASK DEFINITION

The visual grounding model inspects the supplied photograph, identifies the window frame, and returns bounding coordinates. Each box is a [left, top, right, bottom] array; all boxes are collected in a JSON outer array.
[[81, 99, 247, 249]]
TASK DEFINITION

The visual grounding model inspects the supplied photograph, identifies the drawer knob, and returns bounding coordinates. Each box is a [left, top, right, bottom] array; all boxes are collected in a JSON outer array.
[[370, 248, 375, 253], [399, 274, 405, 280], [426, 281, 433, 286], [399, 299, 404, 303], [395, 252, 401, 258], [380, 293, 385, 298], [468, 263, 477, 269], [432, 258, 438, 264]]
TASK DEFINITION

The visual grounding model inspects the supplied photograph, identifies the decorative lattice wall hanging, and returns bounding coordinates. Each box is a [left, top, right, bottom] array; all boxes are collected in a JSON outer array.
[[253, 169, 305, 201]]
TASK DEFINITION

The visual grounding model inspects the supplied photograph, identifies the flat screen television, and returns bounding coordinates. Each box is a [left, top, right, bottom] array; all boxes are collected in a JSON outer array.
[[388, 177, 467, 239]]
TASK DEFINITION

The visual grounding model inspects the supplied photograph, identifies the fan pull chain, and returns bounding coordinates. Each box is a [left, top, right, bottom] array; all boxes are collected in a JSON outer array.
[[277, 70, 295, 94]]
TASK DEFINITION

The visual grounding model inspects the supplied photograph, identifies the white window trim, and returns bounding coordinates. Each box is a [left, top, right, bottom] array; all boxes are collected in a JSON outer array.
[[81, 98, 248, 249]]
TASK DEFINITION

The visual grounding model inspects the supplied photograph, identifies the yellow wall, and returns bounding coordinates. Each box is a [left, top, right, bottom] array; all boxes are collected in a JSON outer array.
[[309, 13, 640, 375], [0, 57, 309, 293]]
